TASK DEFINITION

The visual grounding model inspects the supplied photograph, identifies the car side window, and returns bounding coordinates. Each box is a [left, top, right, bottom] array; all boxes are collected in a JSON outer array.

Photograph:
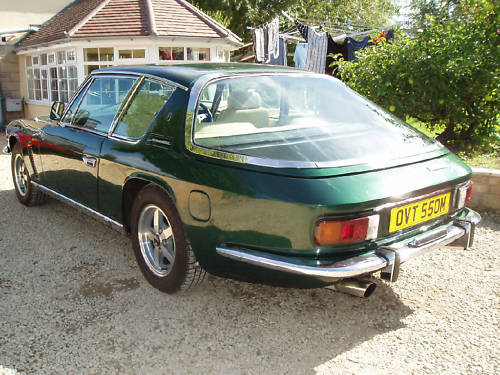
[[113, 79, 175, 140], [72, 77, 136, 133], [60, 80, 90, 124]]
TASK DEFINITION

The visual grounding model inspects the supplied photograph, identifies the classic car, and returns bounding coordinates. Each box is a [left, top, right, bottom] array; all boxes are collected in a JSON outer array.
[[4, 64, 481, 298]]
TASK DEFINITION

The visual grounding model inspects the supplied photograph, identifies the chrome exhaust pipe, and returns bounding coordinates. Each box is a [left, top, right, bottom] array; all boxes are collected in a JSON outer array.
[[326, 278, 377, 298]]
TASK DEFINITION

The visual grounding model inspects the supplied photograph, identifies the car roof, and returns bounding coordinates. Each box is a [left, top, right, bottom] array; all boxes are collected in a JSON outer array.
[[94, 63, 304, 89]]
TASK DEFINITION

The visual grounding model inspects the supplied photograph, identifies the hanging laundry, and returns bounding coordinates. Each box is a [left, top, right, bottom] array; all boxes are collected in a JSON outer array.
[[325, 35, 348, 76], [294, 20, 309, 41], [306, 27, 328, 74], [252, 18, 280, 63], [266, 18, 280, 62], [265, 37, 287, 66], [346, 36, 371, 61], [252, 28, 265, 62], [294, 43, 308, 69]]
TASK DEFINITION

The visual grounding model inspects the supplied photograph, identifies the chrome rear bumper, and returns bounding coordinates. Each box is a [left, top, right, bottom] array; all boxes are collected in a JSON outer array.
[[216, 208, 481, 282]]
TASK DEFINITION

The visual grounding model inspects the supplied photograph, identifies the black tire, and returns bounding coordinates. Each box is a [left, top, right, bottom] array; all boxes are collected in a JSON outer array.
[[130, 184, 206, 293], [11, 143, 46, 206]]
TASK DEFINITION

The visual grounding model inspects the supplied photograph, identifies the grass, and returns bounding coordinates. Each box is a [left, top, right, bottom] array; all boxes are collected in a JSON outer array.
[[405, 117, 500, 170]]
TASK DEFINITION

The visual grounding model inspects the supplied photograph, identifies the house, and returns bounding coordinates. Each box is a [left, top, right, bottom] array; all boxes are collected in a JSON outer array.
[[0, 0, 72, 125], [5, 0, 242, 121]]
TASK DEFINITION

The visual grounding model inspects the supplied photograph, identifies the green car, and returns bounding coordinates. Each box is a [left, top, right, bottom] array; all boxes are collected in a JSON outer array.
[[4, 64, 480, 297]]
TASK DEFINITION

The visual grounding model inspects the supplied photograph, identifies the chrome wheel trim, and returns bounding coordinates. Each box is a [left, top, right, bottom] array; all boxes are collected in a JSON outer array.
[[137, 204, 175, 277], [14, 154, 29, 197]]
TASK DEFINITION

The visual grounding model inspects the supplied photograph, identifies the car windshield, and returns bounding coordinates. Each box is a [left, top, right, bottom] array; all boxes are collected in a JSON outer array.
[[193, 75, 439, 166]]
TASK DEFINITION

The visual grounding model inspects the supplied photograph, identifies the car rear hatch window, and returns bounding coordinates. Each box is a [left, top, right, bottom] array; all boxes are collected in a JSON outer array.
[[192, 75, 441, 168]]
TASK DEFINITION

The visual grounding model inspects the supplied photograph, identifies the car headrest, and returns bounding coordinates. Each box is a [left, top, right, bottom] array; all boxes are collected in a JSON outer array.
[[227, 91, 262, 110]]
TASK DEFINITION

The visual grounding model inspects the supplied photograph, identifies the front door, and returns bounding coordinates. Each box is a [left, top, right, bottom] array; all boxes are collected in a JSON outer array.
[[39, 75, 137, 210]]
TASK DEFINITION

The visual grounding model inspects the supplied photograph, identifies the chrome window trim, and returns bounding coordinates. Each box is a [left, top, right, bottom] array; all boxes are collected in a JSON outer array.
[[32, 181, 124, 233], [91, 70, 188, 91], [184, 73, 443, 170]]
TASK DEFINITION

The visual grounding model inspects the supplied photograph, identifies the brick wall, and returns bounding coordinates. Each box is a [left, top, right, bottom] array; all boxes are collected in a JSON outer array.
[[469, 168, 500, 212]]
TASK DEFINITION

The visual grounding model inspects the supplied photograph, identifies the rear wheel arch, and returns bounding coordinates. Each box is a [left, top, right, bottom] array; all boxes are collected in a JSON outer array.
[[122, 175, 177, 234]]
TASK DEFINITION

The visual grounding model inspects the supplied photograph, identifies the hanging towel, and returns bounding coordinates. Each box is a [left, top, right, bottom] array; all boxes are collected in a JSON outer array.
[[266, 18, 280, 62], [305, 27, 328, 73], [265, 37, 287, 66], [252, 28, 265, 62], [293, 43, 308, 69]]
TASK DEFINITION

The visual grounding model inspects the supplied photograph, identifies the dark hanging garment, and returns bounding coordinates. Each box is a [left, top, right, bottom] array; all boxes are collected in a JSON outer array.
[[294, 20, 309, 41], [325, 36, 348, 76], [386, 29, 395, 42], [264, 37, 287, 66], [347, 36, 371, 61]]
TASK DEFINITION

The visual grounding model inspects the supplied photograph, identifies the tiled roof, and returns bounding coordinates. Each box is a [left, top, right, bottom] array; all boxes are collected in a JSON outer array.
[[17, 0, 241, 49]]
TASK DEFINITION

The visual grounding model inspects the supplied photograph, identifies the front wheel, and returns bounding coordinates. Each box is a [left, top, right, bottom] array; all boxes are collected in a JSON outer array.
[[130, 184, 206, 293], [11, 143, 45, 206]]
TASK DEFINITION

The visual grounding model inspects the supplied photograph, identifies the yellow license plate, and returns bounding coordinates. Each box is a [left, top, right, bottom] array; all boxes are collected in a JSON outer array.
[[389, 192, 451, 233]]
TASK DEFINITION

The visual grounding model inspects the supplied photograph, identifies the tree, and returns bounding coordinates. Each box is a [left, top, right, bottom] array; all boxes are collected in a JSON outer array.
[[336, 0, 499, 150], [190, 0, 399, 40]]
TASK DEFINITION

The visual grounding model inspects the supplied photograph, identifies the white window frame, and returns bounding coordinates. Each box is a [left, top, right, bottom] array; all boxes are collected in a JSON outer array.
[[25, 49, 78, 105]]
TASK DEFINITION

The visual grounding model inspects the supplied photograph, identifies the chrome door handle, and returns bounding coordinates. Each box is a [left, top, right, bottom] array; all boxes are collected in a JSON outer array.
[[82, 156, 97, 168]]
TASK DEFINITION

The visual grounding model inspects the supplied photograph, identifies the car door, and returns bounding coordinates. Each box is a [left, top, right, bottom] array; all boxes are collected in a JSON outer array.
[[39, 75, 137, 210]]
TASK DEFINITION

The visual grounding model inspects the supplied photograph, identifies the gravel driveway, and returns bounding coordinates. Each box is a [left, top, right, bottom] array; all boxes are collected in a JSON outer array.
[[0, 136, 499, 375]]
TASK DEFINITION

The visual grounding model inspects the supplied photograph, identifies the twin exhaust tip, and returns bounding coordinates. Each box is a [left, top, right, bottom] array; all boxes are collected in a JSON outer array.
[[326, 278, 377, 298]]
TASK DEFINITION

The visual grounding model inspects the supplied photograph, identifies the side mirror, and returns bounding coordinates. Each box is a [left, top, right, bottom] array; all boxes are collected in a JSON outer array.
[[50, 101, 65, 121]]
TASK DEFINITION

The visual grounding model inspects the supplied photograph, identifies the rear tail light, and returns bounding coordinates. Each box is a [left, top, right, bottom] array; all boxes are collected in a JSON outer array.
[[314, 215, 379, 246], [465, 181, 473, 205], [455, 181, 473, 209]]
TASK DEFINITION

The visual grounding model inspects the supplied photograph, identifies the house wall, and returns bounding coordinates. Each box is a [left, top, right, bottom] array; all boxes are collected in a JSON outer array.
[[0, 43, 24, 124]]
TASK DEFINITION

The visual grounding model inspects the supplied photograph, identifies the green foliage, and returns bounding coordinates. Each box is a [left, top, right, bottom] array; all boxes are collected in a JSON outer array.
[[335, 0, 500, 151], [189, 0, 398, 40]]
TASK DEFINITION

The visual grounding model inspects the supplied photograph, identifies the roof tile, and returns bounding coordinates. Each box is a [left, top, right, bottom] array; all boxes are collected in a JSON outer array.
[[17, 0, 241, 49]]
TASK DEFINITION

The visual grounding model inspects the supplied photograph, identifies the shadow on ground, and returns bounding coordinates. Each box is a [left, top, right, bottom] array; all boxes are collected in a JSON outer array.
[[0, 185, 413, 374]]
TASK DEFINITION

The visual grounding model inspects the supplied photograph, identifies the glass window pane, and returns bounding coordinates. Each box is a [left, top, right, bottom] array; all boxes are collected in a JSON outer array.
[[62, 80, 89, 123], [73, 77, 135, 133], [187, 48, 194, 61], [68, 66, 77, 79], [84, 48, 99, 62], [50, 67, 58, 101], [119, 49, 132, 59], [194, 76, 438, 165], [67, 50, 76, 62], [32, 56, 39, 65], [114, 79, 175, 139], [100, 48, 114, 61], [85, 65, 100, 75], [40, 54, 47, 65], [199, 48, 210, 61], [133, 49, 145, 58], [41, 70, 48, 100], [57, 51, 66, 64], [27, 69, 34, 100], [48, 54, 55, 64], [172, 47, 184, 60], [159, 47, 172, 60]]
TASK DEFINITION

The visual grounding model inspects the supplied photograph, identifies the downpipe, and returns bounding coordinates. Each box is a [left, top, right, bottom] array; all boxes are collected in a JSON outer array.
[[325, 278, 377, 298]]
